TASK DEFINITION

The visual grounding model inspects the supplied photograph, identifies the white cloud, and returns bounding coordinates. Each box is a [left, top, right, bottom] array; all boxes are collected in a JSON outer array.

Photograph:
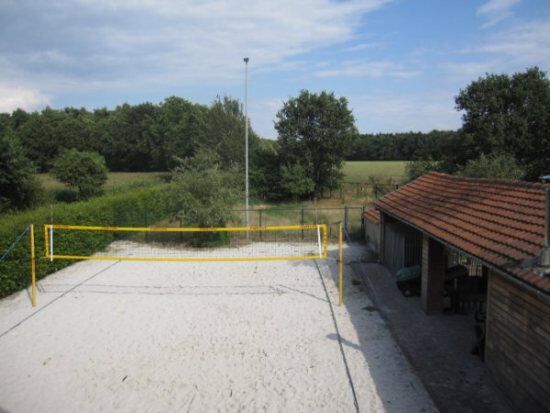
[[343, 42, 385, 52], [442, 19, 550, 81], [441, 61, 497, 78], [0, 84, 51, 112], [314, 60, 420, 79], [0, 0, 390, 89], [479, 20, 550, 68], [477, 0, 521, 28]]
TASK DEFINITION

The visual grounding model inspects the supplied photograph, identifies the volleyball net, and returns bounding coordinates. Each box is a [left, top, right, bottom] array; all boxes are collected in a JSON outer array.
[[43, 224, 329, 262], [29, 223, 344, 307]]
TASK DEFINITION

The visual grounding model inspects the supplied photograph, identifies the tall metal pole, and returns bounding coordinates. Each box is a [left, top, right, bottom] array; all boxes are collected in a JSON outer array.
[[244, 57, 250, 229]]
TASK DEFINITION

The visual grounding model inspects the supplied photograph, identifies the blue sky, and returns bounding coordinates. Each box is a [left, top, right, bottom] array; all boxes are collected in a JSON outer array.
[[1, 0, 549, 138]]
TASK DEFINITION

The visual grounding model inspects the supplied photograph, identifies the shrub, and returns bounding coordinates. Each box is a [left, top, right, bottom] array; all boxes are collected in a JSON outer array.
[[51, 149, 108, 199], [170, 151, 241, 246], [0, 184, 173, 299], [405, 159, 441, 181], [458, 153, 524, 180]]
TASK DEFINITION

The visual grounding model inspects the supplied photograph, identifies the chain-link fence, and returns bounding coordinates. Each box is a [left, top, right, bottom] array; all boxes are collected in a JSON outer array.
[[231, 206, 368, 241]]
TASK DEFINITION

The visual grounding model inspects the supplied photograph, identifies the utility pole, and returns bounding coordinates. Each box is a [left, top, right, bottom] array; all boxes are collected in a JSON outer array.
[[244, 57, 250, 229]]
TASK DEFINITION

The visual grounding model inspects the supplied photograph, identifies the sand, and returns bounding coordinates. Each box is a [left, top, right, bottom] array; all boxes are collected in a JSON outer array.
[[0, 244, 436, 412]]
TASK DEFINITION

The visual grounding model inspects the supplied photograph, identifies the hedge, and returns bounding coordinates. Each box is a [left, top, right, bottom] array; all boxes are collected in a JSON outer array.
[[0, 184, 175, 299]]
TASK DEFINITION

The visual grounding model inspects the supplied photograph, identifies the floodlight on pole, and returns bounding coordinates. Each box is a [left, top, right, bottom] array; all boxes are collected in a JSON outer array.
[[244, 57, 250, 229]]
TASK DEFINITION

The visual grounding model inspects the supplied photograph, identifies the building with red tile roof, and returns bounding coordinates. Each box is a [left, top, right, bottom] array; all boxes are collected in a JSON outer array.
[[365, 172, 550, 411], [375, 171, 550, 293]]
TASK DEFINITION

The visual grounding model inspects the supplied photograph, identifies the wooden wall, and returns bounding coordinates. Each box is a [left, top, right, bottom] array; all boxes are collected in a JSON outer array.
[[485, 271, 550, 412], [364, 220, 380, 252]]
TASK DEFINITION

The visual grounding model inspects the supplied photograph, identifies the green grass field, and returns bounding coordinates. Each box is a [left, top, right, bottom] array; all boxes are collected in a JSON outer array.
[[343, 161, 407, 182], [38, 162, 406, 191], [38, 172, 168, 191]]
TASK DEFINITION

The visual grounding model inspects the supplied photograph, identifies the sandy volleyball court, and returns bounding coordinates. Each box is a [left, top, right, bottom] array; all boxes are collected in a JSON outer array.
[[0, 244, 436, 412]]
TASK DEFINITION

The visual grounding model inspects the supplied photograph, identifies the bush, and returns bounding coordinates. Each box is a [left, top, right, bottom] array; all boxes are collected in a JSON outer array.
[[0, 184, 173, 299], [405, 159, 441, 181], [170, 151, 241, 246], [51, 149, 108, 199], [458, 153, 524, 180]]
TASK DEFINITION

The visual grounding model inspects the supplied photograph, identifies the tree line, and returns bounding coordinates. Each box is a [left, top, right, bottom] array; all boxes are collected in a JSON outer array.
[[2, 96, 259, 173], [346, 130, 459, 161], [1, 66, 549, 214], [0, 91, 354, 212]]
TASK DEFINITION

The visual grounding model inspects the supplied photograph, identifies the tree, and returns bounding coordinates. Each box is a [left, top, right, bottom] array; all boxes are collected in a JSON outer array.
[[458, 153, 524, 180], [51, 149, 108, 199], [98, 103, 157, 171], [249, 138, 282, 200], [170, 149, 241, 233], [17, 110, 61, 172], [0, 120, 41, 212], [280, 163, 315, 200], [275, 90, 356, 197], [405, 159, 441, 181], [455, 67, 550, 179]]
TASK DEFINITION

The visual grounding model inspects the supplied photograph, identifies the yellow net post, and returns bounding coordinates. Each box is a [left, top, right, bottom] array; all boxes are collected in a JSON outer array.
[[44, 223, 49, 258], [30, 224, 37, 307], [322, 224, 328, 258], [338, 222, 343, 306]]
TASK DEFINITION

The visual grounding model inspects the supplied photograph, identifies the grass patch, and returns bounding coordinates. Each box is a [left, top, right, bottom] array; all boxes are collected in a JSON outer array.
[[37, 172, 168, 191], [36, 172, 170, 205], [343, 161, 407, 182]]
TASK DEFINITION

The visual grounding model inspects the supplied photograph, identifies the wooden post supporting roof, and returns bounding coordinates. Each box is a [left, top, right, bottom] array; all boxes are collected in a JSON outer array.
[[421, 235, 445, 314]]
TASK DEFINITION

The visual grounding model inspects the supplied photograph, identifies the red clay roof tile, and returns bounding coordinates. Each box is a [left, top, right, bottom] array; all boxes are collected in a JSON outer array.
[[363, 208, 380, 224]]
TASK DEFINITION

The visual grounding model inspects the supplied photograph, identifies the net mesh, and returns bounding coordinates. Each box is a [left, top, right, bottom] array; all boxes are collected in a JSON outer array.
[[45, 224, 328, 262]]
